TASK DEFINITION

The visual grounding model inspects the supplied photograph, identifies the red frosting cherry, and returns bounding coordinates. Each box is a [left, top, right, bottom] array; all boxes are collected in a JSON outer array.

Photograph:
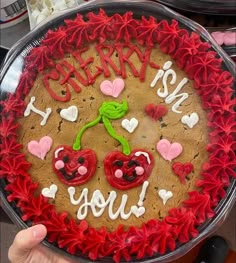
[[104, 149, 154, 190], [52, 145, 97, 186]]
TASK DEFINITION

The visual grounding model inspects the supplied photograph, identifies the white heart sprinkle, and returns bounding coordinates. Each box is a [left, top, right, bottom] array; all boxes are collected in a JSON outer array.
[[131, 206, 146, 217], [181, 112, 199, 128], [158, 189, 173, 205], [42, 184, 58, 199], [60, 106, 78, 122], [121, 118, 139, 133]]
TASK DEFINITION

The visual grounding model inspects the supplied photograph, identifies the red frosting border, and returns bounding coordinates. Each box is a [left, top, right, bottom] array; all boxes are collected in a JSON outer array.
[[0, 9, 235, 263]]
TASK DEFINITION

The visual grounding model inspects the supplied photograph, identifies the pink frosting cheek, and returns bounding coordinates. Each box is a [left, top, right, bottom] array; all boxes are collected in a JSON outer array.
[[78, 166, 88, 175], [115, 169, 123, 178], [55, 160, 65, 170], [135, 166, 144, 175]]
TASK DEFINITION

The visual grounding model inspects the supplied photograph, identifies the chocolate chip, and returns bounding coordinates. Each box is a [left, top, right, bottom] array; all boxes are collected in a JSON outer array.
[[161, 123, 167, 128], [56, 108, 62, 114]]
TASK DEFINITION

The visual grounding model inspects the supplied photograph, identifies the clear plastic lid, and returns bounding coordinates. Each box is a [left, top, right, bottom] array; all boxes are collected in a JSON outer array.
[[0, 1, 235, 262]]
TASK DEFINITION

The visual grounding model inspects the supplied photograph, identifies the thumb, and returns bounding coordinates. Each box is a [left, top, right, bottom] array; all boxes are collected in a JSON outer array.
[[8, 224, 47, 263]]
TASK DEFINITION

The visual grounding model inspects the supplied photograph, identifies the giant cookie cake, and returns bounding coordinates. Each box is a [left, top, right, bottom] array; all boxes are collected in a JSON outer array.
[[0, 8, 235, 263]]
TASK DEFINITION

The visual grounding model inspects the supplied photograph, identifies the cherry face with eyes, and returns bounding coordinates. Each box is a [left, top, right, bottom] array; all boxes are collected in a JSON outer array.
[[104, 149, 154, 190], [52, 145, 97, 186]]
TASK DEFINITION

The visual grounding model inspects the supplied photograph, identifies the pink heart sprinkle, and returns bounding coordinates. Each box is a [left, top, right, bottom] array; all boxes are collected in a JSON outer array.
[[27, 136, 53, 160], [100, 78, 125, 98], [211, 31, 224, 46], [156, 139, 183, 161]]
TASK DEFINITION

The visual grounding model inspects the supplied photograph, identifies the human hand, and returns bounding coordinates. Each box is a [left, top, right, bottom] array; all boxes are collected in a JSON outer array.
[[8, 224, 75, 263]]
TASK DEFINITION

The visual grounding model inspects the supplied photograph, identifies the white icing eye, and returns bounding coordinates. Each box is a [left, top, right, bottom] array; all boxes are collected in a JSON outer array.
[[135, 166, 144, 175], [55, 160, 65, 170], [78, 166, 88, 175], [115, 169, 123, 178]]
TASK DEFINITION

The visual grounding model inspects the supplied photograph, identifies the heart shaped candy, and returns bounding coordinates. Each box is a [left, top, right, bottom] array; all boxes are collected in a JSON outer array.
[[100, 78, 125, 98], [158, 189, 173, 205], [156, 139, 182, 161], [131, 206, 146, 217], [27, 136, 53, 160], [181, 112, 199, 128], [60, 105, 78, 122], [121, 118, 139, 133], [104, 149, 154, 190], [145, 104, 168, 121], [172, 162, 194, 184], [53, 145, 97, 186], [42, 184, 58, 199]]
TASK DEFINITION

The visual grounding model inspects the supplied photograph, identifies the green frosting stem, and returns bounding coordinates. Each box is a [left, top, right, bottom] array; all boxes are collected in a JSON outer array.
[[73, 100, 131, 155], [73, 115, 102, 150], [102, 116, 131, 155]]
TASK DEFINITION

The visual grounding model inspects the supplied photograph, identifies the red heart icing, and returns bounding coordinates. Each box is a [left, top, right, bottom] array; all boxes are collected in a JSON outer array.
[[145, 104, 168, 121], [172, 162, 194, 184], [104, 149, 154, 190], [52, 145, 97, 186]]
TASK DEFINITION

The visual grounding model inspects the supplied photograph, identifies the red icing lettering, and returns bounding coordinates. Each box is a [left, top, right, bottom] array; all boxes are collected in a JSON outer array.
[[96, 44, 121, 77], [41, 42, 161, 101], [72, 48, 103, 85], [56, 60, 84, 91], [115, 43, 142, 78], [140, 46, 160, 81], [43, 69, 71, 102]]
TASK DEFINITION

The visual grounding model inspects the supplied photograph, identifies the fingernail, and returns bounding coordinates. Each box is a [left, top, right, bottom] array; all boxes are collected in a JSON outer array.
[[32, 225, 47, 240]]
